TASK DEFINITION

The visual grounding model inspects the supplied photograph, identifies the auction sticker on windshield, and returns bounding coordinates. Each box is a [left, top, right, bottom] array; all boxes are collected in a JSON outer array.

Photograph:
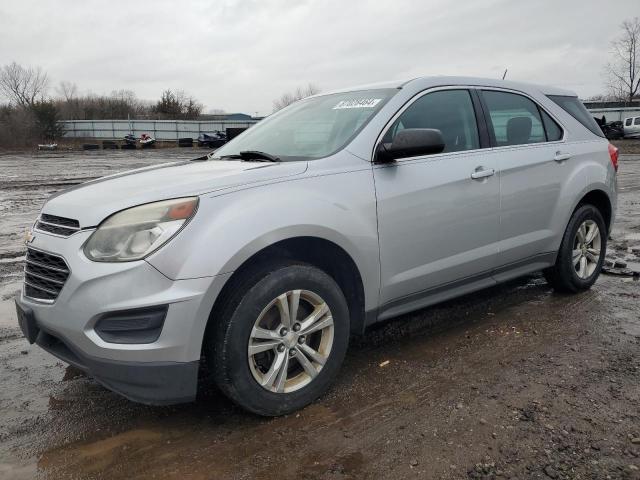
[[333, 98, 382, 109]]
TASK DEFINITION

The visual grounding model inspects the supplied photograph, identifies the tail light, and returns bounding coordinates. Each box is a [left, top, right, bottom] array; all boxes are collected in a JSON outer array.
[[608, 143, 619, 172]]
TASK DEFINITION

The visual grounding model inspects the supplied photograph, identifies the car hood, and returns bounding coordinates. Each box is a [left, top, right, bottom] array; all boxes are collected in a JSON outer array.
[[42, 159, 308, 227]]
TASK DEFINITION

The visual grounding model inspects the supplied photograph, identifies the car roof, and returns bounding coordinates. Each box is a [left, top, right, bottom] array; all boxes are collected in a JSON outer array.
[[317, 75, 577, 98]]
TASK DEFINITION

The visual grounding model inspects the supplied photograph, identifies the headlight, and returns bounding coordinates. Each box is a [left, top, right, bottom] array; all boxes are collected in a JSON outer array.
[[83, 197, 198, 262]]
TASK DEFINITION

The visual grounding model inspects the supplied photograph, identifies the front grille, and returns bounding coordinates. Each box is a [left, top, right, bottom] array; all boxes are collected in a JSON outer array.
[[24, 248, 70, 301], [35, 214, 80, 237]]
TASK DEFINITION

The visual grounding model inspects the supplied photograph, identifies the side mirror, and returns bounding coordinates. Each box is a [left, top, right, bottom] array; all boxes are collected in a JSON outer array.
[[375, 128, 445, 162]]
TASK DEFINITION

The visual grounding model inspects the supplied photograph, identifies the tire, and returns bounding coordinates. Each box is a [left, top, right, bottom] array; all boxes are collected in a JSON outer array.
[[209, 262, 350, 416], [544, 204, 607, 293]]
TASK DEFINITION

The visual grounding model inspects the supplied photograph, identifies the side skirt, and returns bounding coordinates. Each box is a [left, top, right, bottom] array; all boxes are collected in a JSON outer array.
[[365, 252, 556, 329]]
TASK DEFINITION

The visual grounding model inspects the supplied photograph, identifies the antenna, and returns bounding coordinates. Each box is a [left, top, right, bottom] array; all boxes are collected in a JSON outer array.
[[502, 69, 508, 80]]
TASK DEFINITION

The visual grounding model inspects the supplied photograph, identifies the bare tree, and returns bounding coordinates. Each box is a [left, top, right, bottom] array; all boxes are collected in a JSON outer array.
[[0, 61, 49, 107], [272, 83, 320, 112], [110, 89, 139, 107], [606, 17, 640, 102], [56, 81, 78, 101]]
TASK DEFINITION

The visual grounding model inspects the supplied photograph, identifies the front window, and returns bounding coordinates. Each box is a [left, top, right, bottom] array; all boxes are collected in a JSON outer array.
[[212, 89, 397, 161], [383, 89, 480, 153]]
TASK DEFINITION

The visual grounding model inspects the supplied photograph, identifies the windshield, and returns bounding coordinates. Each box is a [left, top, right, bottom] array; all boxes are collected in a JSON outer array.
[[213, 88, 397, 161]]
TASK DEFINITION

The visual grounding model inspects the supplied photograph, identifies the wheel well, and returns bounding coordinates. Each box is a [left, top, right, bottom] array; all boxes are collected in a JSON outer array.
[[206, 237, 366, 344], [576, 190, 612, 233]]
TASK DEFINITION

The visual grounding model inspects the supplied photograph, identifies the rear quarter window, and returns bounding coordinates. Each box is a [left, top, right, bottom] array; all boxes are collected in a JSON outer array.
[[547, 95, 604, 138], [540, 110, 563, 141], [626, 118, 633, 126]]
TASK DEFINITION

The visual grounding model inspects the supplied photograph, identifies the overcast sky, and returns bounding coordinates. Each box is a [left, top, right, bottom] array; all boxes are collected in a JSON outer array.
[[0, 0, 637, 115]]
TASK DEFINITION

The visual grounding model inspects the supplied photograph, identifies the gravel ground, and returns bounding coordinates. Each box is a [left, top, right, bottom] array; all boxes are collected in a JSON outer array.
[[0, 148, 638, 480], [612, 139, 640, 155]]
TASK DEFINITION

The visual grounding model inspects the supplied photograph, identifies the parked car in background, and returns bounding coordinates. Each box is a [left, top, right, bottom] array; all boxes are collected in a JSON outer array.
[[197, 131, 227, 148], [623, 116, 640, 138], [16, 76, 617, 416]]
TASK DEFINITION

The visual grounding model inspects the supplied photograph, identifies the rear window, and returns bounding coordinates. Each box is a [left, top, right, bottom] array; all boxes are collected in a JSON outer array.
[[547, 95, 604, 138], [482, 90, 546, 146]]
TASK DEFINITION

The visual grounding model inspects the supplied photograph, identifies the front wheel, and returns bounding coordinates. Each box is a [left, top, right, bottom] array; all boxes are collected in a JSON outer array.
[[209, 263, 350, 416], [544, 204, 607, 293]]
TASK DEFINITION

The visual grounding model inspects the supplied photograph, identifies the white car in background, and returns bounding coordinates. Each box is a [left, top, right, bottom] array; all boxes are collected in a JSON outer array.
[[623, 116, 640, 138]]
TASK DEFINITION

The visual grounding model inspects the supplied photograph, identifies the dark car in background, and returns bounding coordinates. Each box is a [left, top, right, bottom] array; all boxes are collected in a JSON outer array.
[[197, 131, 227, 148], [595, 116, 625, 140]]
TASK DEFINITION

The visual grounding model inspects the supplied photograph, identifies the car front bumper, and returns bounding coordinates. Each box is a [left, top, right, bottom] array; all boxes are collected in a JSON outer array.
[[17, 229, 229, 405]]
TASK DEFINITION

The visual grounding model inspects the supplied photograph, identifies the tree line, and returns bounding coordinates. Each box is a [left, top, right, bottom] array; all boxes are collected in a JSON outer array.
[[0, 62, 207, 147], [0, 59, 320, 149]]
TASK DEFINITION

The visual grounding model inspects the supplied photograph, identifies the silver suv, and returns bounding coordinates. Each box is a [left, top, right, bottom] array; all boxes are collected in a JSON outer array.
[[16, 76, 618, 416]]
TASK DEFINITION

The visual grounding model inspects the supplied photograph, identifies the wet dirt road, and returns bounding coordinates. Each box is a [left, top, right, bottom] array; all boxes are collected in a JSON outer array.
[[0, 149, 639, 479]]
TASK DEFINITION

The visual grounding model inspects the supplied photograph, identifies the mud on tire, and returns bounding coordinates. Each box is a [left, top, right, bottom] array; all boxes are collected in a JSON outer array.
[[207, 262, 350, 416]]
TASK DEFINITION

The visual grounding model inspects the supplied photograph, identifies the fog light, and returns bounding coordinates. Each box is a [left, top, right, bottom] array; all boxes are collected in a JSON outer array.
[[94, 306, 168, 344]]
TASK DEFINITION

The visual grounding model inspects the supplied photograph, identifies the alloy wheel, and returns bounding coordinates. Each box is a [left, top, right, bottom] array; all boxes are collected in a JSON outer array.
[[248, 289, 334, 393], [572, 219, 601, 279]]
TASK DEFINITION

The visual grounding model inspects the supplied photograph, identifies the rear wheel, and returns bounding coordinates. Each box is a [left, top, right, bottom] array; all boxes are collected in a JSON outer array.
[[209, 263, 349, 416], [544, 204, 607, 293]]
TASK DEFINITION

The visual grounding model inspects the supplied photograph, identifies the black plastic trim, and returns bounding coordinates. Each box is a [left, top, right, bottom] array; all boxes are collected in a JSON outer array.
[[366, 252, 556, 328], [470, 89, 491, 148], [94, 305, 168, 344]]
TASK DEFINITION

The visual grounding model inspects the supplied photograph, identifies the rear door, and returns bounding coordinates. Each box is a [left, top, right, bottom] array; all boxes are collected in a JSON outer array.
[[477, 89, 567, 274], [373, 88, 500, 317]]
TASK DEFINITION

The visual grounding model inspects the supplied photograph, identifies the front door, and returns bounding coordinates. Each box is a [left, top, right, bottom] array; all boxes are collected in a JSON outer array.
[[373, 88, 500, 319]]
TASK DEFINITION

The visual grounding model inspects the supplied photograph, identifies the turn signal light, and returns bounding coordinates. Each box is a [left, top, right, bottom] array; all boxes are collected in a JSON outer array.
[[167, 199, 197, 220]]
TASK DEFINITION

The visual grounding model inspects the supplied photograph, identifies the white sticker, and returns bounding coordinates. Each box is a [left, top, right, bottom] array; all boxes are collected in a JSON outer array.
[[333, 98, 382, 110]]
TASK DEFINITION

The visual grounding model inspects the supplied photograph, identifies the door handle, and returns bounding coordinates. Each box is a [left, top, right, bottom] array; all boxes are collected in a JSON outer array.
[[554, 152, 571, 162], [470, 167, 495, 180]]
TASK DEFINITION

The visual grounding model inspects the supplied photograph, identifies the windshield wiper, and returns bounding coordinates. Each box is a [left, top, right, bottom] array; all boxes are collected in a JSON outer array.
[[240, 151, 281, 162], [220, 150, 280, 162]]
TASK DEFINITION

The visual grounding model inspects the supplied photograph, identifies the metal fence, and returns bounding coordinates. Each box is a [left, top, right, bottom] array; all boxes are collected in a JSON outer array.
[[61, 119, 259, 140], [587, 107, 640, 122], [59, 107, 640, 141]]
